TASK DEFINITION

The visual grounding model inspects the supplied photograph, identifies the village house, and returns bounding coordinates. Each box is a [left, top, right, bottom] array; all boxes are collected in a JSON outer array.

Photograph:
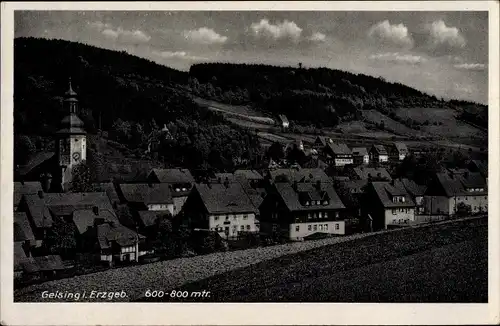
[[351, 147, 369, 165], [15, 254, 67, 280], [117, 183, 174, 216], [234, 169, 265, 186], [259, 181, 346, 241], [147, 168, 195, 215], [323, 143, 353, 167], [363, 181, 416, 230], [394, 178, 427, 215], [388, 142, 409, 161], [278, 114, 290, 129], [369, 145, 389, 163], [423, 172, 487, 216], [268, 167, 332, 184], [182, 181, 259, 239], [92, 182, 121, 208], [313, 136, 333, 151], [345, 166, 392, 181], [14, 181, 43, 210], [95, 221, 147, 265], [18, 191, 115, 247]]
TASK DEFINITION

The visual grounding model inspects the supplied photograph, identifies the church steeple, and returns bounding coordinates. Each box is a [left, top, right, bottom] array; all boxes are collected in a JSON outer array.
[[64, 77, 78, 114]]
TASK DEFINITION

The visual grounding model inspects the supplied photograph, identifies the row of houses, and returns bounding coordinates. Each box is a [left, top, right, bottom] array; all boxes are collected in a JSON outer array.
[[310, 136, 408, 167]]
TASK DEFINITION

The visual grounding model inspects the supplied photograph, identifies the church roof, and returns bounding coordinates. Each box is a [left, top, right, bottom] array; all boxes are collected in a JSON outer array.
[[57, 113, 86, 135], [65, 78, 78, 97]]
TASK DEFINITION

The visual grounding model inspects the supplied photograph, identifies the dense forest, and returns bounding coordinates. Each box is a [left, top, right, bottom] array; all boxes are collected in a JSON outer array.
[[14, 37, 488, 173]]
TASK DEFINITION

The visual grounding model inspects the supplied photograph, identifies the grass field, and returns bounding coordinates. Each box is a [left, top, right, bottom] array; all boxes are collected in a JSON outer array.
[[154, 217, 487, 303], [193, 97, 275, 125]]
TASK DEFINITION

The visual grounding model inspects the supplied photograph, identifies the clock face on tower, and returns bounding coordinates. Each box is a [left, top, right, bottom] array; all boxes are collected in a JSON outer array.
[[72, 152, 81, 162]]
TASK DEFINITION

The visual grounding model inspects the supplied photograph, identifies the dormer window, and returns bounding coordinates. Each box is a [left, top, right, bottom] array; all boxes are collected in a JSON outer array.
[[305, 201, 310, 206], [182, 188, 187, 191], [323, 200, 329, 205]]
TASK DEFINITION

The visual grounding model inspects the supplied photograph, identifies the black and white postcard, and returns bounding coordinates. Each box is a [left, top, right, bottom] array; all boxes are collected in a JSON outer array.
[[1, 1, 499, 325]]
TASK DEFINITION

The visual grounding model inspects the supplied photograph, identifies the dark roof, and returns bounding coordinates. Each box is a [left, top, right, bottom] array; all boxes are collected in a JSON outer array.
[[24, 192, 114, 228], [14, 181, 42, 207], [149, 168, 195, 184], [371, 145, 388, 155], [269, 168, 331, 183], [397, 178, 427, 197], [195, 182, 258, 215], [14, 242, 27, 271], [93, 182, 120, 205], [119, 183, 173, 205], [97, 223, 145, 249], [137, 211, 167, 227], [275, 182, 345, 212], [469, 160, 488, 176], [33, 255, 65, 271], [315, 136, 332, 147], [352, 167, 391, 180], [433, 172, 487, 197], [16, 152, 55, 176], [327, 143, 352, 155], [393, 142, 408, 154], [343, 180, 369, 194], [56, 114, 86, 134], [14, 212, 35, 242], [234, 169, 264, 181], [351, 147, 368, 156], [212, 173, 238, 183], [73, 209, 119, 235], [370, 182, 415, 208]]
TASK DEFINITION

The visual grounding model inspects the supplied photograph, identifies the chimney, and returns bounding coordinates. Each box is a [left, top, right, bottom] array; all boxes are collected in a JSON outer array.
[[37, 190, 44, 199]]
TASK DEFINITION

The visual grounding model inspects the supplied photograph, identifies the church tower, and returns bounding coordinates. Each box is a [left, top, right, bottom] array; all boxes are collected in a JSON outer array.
[[55, 77, 87, 191]]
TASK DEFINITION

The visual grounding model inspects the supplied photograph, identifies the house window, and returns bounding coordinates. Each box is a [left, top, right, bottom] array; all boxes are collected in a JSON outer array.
[[214, 216, 219, 221], [313, 225, 318, 231], [392, 219, 397, 224], [325, 212, 328, 218], [226, 215, 230, 220], [316, 201, 320, 205], [308, 225, 312, 231], [247, 225, 251, 230], [305, 201, 310, 206], [313, 213, 317, 219], [335, 212, 339, 218], [319, 212, 323, 218], [319, 225, 323, 231], [323, 201, 328, 205], [401, 197, 405, 203], [295, 225, 300, 232], [307, 213, 312, 219], [241, 226, 244, 231], [325, 224, 328, 230], [335, 223, 339, 230], [392, 209, 397, 215], [399, 219, 403, 224]]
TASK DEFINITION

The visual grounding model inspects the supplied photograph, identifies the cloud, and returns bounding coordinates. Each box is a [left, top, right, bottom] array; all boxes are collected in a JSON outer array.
[[427, 20, 466, 49], [369, 52, 426, 65], [88, 21, 151, 43], [183, 27, 228, 44], [308, 32, 326, 43], [152, 50, 208, 61], [453, 63, 487, 71], [368, 20, 414, 48], [249, 19, 303, 42]]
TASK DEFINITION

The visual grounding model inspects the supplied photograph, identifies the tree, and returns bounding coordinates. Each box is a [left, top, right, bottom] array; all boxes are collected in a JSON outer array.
[[71, 161, 94, 192], [45, 220, 77, 258], [151, 215, 177, 258], [15, 135, 36, 165], [456, 202, 472, 217], [267, 142, 285, 161]]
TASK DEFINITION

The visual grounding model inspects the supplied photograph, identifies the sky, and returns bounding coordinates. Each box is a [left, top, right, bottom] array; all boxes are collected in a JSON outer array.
[[15, 11, 489, 104]]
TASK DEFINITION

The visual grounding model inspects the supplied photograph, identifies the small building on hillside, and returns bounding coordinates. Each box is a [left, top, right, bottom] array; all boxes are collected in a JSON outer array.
[[423, 172, 487, 216], [117, 183, 174, 216], [388, 142, 409, 161], [278, 114, 290, 129], [95, 222, 147, 265], [182, 182, 260, 239], [147, 168, 195, 215], [364, 181, 416, 230], [395, 178, 427, 215], [351, 147, 369, 165], [259, 181, 346, 241], [369, 145, 389, 163], [268, 167, 332, 184], [324, 143, 353, 167]]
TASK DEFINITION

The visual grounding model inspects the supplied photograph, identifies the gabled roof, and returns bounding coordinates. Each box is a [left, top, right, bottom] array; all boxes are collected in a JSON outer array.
[[149, 168, 195, 184], [397, 178, 427, 197], [371, 145, 388, 155], [14, 242, 27, 271], [24, 192, 114, 228], [315, 136, 331, 147], [469, 160, 488, 177], [327, 143, 352, 155], [393, 142, 408, 154], [14, 181, 42, 207], [93, 182, 120, 205], [432, 172, 487, 197], [343, 180, 369, 194], [274, 182, 345, 212], [56, 113, 86, 134], [370, 182, 415, 208], [195, 182, 258, 215], [137, 211, 168, 228], [351, 147, 368, 156], [118, 183, 173, 205], [14, 212, 35, 242], [97, 223, 145, 249], [461, 172, 487, 189], [352, 167, 391, 181], [269, 168, 331, 183], [16, 152, 55, 176], [73, 209, 119, 235], [234, 169, 264, 181]]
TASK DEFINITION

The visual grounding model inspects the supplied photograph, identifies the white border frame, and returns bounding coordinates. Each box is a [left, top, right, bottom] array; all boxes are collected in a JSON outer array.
[[1, 2, 499, 325]]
